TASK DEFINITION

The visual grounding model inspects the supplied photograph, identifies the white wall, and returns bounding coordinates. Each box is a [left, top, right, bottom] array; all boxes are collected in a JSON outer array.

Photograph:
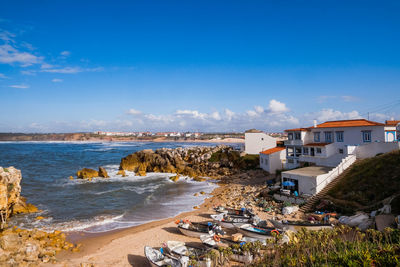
[[355, 142, 400, 159], [260, 150, 285, 174], [245, 132, 276, 154]]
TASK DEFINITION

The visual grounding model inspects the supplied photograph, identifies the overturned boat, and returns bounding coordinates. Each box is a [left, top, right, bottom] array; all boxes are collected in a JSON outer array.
[[270, 219, 333, 232], [177, 221, 224, 238], [144, 246, 183, 267], [210, 213, 253, 229], [236, 224, 283, 239], [214, 206, 254, 217]]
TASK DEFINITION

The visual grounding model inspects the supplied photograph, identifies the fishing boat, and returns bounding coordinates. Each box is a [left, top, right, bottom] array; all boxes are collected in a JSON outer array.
[[177, 221, 224, 238], [213, 206, 254, 217], [236, 224, 282, 239], [199, 235, 254, 264], [210, 213, 252, 229], [165, 241, 212, 267], [269, 219, 333, 232], [144, 246, 183, 267]]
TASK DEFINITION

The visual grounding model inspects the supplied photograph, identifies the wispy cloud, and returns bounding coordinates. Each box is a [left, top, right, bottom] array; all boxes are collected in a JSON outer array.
[[60, 50, 71, 57], [9, 84, 29, 89], [127, 108, 142, 115], [318, 95, 359, 103], [21, 70, 36, 76], [0, 44, 43, 66], [41, 66, 104, 74], [0, 73, 7, 78], [51, 78, 63, 83]]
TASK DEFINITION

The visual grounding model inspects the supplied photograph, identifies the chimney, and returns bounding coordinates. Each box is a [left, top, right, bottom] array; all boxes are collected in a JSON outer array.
[[313, 120, 317, 128]]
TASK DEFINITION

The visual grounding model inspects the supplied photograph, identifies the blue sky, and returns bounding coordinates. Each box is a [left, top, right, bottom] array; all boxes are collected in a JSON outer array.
[[0, 1, 400, 132]]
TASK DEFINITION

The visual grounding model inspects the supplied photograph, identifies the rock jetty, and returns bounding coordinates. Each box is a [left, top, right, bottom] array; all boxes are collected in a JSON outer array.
[[119, 145, 254, 178]]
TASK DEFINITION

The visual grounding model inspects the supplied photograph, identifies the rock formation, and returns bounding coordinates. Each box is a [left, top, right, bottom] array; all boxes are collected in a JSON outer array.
[[119, 145, 257, 178], [76, 167, 109, 180], [98, 167, 109, 178], [0, 167, 38, 228]]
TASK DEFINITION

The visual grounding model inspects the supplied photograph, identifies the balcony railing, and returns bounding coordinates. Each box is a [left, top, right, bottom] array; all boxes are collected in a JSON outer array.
[[284, 139, 304, 146]]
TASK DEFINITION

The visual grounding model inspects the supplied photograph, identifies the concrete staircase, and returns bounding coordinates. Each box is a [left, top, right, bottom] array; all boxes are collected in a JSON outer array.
[[299, 159, 357, 213]]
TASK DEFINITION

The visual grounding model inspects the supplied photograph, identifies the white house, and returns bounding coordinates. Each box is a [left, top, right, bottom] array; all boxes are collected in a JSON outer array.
[[244, 129, 277, 155], [385, 120, 400, 142], [259, 147, 286, 174], [276, 119, 400, 199]]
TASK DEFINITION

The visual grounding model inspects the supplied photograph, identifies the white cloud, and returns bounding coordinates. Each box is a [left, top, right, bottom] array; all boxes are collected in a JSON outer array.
[[60, 51, 71, 57], [304, 108, 361, 124], [0, 73, 7, 78], [224, 109, 235, 121], [127, 108, 142, 115], [9, 84, 29, 89], [41, 66, 103, 74], [210, 111, 221, 120], [0, 44, 43, 66], [41, 63, 54, 69], [51, 78, 63, 83], [267, 99, 289, 113], [254, 106, 264, 113], [246, 110, 258, 117], [341, 95, 359, 102]]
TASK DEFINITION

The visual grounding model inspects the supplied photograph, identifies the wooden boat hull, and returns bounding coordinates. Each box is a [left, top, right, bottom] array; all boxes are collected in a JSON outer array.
[[269, 219, 333, 232], [236, 224, 278, 239], [178, 226, 210, 238]]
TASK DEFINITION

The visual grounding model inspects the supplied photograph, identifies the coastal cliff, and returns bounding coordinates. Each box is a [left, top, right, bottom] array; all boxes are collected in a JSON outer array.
[[119, 145, 257, 178], [0, 167, 78, 265], [0, 167, 38, 227]]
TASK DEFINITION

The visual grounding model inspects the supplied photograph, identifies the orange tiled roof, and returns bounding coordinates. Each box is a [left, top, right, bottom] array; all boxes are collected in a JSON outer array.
[[314, 119, 384, 128], [385, 120, 400, 126], [260, 147, 286, 155], [284, 128, 310, 132], [304, 143, 330, 147]]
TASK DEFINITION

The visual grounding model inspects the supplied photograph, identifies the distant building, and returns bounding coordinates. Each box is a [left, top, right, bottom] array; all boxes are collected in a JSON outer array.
[[244, 129, 277, 155]]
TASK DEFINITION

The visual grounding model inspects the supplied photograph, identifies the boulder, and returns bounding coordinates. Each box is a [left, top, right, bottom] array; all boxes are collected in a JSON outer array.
[[76, 168, 99, 179], [117, 170, 126, 177], [98, 167, 109, 178], [169, 175, 180, 182]]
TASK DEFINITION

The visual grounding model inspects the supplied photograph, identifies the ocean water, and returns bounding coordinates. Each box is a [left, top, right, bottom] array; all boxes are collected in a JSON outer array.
[[0, 141, 227, 233]]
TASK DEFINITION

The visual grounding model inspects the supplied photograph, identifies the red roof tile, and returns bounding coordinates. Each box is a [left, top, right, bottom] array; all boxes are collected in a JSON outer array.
[[304, 143, 330, 147], [260, 147, 285, 155], [314, 119, 384, 128], [385, 120, 400, 126], [284, 128, 310, 132]]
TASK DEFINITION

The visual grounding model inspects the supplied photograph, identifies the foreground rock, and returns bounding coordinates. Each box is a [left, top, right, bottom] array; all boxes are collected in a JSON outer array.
[[0, 167, 38, 228], [76, 166, 109, 180], [0, 227, 78, 265], [119, 145, 259, 178]]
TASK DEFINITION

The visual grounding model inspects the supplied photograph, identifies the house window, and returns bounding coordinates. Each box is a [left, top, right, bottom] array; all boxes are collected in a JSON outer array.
[[339, 149, 344, 154], [325, 132, 332, 143], [264, 158, 268, 165], [363, 131, 372, 142], [316, 148, 322, 154], [261, 138, 264, 141], [303, 147, 309, 155], [314, 132, 320, 142], [336, 131, 344, 142], [288, 133, 293, 140], [295, 147, 302, 156], [295, 132, 301, 140], [287, 147, 294, 157]]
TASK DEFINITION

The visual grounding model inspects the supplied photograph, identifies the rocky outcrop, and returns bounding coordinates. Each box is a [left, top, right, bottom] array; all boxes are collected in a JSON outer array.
[[0, 227, 79, 265], [119, 145, 257, 178], [0, 167, 38, 228], [98, 167, 109, 178], [76, 167, 109, 180], [76, 168, 99, 179]]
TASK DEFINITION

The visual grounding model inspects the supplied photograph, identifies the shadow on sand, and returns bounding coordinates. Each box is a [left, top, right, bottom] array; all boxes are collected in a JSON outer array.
[[127, 254, 150, 267]]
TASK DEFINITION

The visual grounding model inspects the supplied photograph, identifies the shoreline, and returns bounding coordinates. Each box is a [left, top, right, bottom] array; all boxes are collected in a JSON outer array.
[[0, 138, 244, 144], [57, 182, 227, 266]]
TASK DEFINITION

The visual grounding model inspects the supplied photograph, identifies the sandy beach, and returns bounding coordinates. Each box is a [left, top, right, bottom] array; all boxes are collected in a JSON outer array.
[[56, 170, 304, 267]]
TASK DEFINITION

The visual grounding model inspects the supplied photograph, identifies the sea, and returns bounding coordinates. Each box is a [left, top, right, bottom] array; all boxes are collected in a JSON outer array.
[[0, 141, 234, 233]]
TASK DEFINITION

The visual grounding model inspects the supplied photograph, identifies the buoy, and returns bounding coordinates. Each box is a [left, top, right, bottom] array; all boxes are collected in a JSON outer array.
[[213, 235, 220, 242]]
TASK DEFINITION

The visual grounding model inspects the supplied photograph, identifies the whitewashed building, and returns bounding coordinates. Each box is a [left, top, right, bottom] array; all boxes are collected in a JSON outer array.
[[259, 147, 286, 174], [276, 119, 400, 199], [244, 129, 277, 155]]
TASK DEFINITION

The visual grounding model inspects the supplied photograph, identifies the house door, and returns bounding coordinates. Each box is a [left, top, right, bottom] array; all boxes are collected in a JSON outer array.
[[310, 147, 315, 156]]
